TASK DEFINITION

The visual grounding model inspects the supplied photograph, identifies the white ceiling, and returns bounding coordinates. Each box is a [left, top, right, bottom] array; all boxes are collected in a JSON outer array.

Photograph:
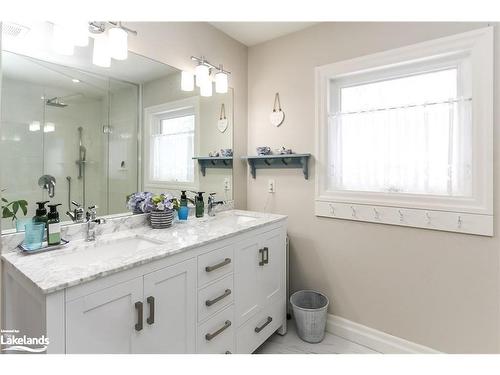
[[210, 22, 317, 46]]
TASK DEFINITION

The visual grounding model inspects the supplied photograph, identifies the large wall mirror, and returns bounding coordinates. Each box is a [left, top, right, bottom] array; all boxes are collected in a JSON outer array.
[[0, 22, 234, 233]]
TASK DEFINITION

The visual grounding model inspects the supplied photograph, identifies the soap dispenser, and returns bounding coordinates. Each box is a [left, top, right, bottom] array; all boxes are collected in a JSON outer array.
[[195, 192, 205, 218], [178, 190, 189, 220], [47, 203, 62, 245], [33, 201, 49, 227]]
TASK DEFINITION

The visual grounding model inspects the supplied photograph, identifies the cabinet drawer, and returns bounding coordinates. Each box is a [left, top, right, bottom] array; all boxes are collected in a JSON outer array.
[[236, 300, 285, 354], [198, 245, 234, 286], [198, 274, 234, 322], [197, 305, 235, 354]]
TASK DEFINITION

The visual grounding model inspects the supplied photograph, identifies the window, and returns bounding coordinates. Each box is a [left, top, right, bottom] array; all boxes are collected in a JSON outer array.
[[316, 28, 493, 235], [152, 114, 195, 183], [144, 97, 199, 190]]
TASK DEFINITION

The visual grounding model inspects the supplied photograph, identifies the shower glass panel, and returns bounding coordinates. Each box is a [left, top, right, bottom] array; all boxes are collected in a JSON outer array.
[[0, 51, 139, 231]]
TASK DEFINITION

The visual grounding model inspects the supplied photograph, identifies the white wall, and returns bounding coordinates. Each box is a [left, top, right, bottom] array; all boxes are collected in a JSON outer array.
[[126, 22, 247, 208], [247, 22, 499, 353]]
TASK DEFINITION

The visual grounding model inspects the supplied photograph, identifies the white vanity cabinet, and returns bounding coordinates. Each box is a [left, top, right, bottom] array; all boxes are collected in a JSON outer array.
[[2, 216, 287, 354]]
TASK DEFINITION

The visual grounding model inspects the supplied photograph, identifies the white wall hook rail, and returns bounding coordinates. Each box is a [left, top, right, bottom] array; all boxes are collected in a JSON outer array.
[[315, 200, 493, 236]]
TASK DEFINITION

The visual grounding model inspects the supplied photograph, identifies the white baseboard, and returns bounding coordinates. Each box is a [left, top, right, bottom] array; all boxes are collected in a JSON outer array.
[[326, 314, 441, 354]]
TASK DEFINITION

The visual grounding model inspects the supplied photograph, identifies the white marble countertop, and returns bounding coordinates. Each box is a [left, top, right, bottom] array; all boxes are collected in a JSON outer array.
[[1, 210, 286, 295]]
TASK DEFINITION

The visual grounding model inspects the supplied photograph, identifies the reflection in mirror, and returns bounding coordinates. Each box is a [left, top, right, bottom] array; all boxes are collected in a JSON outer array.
[[1, 22, 234, 234]]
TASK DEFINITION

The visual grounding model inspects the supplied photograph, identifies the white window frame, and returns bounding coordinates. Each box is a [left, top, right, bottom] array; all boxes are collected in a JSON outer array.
[[315, 27, 493, 236], [143, 96, 200, 192]]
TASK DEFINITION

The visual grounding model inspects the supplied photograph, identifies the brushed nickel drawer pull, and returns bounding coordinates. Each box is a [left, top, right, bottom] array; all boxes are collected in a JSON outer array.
[[205, 258, 231, 272], [205, 289, 232, 307], [263, 247, 269, 264], [259, 248, 265, 266], [134, 301, 143, 331], [254, 316, 272, 333], [205, 320, 232, 341], [146, 296, 155, 325]]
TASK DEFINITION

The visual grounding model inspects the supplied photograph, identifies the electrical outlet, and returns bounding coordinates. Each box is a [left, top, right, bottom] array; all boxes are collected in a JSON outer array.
[[268, 179, 276, 193], [223, 177, 231, 191]]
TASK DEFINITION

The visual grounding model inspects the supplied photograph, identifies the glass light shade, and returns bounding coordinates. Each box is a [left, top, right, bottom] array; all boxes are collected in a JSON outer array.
[[44, 122, 55, 133], [215, 71, 228, 94], [108, 27, 128, 60], [92, 34, 111, 68], [195, 64, 210, 88], [200, 81, 213, 97], [29, 121, 41, 132], [52, 23, 75, 55], [72, 22, 89, 47], [181, 71, 194, 91]]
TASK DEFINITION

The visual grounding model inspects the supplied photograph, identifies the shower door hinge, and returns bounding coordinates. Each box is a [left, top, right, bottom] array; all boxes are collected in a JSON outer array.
[[103, 125, 113, 134]]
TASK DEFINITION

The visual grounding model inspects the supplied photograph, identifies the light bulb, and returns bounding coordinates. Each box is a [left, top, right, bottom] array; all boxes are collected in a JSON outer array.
[[215, 71, 228, 94], [92, 34, 111, 68], [108, 27, 128, 60], [52, 23, 75, 55], [195, 63, 210, 88], [200, 81, 213, 97], [44, 122, 55, 133], [29, 121, 41, 132], [72, 22, 89, 47], [181, 71, 194, 91]]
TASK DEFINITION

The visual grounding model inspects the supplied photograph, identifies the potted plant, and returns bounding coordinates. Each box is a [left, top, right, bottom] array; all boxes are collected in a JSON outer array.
[[147, 193, 175, 229], [126, 192, 152, 214], [1, 195, 29, 232]]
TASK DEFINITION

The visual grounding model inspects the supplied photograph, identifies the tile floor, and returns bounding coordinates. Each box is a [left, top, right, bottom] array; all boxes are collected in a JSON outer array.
[[255, 319, 380, 354]]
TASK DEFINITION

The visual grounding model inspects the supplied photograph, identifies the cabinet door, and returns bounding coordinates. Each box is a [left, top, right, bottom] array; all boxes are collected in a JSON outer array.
[[137, 258, 197, 353], [66, 277, 143, 354], [259, 229, 286, 306], [234, 237, 261, 325]]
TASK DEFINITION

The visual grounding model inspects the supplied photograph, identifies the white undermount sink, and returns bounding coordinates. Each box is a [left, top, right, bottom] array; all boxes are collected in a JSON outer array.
[[58, 235, 164, 266]]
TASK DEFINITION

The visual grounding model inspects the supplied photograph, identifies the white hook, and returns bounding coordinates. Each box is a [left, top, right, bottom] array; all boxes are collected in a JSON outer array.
[[329, 204, 335, 216], [398, 210, 404, 223], [373, 208, 380, 220], [426, 212, 431, 225], [351, 206, 357, 218]]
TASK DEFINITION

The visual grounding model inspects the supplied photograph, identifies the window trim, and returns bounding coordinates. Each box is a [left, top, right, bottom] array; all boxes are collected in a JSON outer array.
[[143, 96, 200, 192], [315, 27, 493, 235]]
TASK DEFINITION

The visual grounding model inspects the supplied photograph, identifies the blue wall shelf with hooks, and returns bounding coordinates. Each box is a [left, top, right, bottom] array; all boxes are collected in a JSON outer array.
[[241, 154, 311, 179], [193, 156, 233, 176]]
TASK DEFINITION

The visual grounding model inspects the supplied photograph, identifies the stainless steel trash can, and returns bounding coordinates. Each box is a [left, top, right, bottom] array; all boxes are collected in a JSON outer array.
[[290, 290, 329, 343]]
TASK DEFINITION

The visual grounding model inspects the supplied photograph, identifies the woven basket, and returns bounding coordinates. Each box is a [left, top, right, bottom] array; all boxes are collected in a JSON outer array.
[[150, 209, 174, 229]]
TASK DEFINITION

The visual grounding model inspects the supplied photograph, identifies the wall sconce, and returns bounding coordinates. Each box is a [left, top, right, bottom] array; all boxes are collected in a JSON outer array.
[[182, 56, 231, 97]]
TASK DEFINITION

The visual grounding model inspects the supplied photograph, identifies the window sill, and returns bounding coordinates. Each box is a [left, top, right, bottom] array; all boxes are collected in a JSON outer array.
[[315, 200, 493, 236]]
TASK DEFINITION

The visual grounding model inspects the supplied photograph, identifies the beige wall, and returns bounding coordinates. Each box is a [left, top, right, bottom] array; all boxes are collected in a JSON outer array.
[[126, 22, 248, 209], [247, 22, 499, 353]]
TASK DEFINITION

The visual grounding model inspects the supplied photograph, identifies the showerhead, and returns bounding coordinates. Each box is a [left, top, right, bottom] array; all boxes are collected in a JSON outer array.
[[46, 97, 68, 108]]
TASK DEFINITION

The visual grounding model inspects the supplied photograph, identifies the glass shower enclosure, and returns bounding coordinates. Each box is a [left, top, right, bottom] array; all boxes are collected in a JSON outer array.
[[0, 51, 139, 231]]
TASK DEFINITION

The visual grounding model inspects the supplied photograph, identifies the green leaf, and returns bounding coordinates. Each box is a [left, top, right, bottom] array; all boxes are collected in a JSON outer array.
[[12, 201, 19, 215], [19, 201, 28, 216], [2, 207, 14, 219], [1, 197, 8, 203]]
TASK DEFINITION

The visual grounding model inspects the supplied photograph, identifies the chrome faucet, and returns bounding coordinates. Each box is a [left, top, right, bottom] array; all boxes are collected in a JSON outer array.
[[66, 200, 85, 223], [85, 205, 106, 241], [207, 193, 225, 217]]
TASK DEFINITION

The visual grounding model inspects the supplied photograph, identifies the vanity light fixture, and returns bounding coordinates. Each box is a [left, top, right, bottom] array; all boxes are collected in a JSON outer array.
[[187, 56, 231, 97], [44, 122, 56, 133], [29, 121, 41, 132], [200, 81, 213, 97], [72, 78, 80, 83], [108, 23, 128, 60], [181, 71, 195, 91], [92, 33, 111, 68]]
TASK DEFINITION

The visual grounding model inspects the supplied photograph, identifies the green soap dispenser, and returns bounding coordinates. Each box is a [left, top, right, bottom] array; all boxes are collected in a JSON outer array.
[[195, 192, 205, 218], [47, 204, 62, 245], [33, 201, 49, 227]]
